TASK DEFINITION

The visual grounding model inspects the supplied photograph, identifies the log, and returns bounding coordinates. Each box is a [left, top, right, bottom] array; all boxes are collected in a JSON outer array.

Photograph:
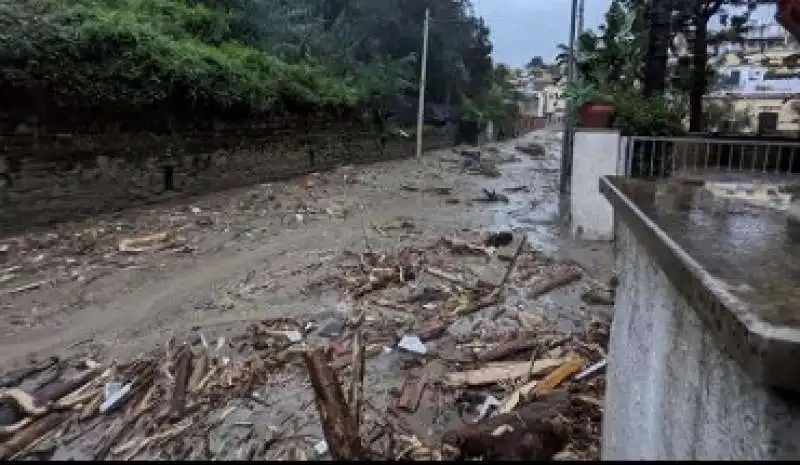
[[529, 268, 582, 299], [441, 390, 570, 460], [0, 412, 65, 460], [170, 345, 192, 419], [477, 336, 540, 362], [304, 348, 365, 460]]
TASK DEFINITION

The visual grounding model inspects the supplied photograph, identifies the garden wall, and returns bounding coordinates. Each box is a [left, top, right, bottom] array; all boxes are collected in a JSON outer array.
[[0, 124, 455, 235]]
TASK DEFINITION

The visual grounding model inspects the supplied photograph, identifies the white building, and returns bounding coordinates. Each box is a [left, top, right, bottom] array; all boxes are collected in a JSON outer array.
[[712, 64, 800, 96]]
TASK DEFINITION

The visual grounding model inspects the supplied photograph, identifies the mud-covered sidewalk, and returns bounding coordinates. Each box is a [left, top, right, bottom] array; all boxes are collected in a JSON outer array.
[[0, 130, 614, 460]]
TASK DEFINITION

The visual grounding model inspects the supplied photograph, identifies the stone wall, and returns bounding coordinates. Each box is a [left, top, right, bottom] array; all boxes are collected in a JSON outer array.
[[0, 125, 455, 235], [602, 220, 800, 460]]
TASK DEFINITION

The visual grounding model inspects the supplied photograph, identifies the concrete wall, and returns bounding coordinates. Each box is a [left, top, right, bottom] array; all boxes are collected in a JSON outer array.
[[0, 126, 455, 235], [570, 129, 622, 241], [603, 221, 800, 460]]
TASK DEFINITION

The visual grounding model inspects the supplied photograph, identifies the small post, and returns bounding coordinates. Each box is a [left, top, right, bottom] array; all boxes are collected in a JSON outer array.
[[416, 7, 430, 161]]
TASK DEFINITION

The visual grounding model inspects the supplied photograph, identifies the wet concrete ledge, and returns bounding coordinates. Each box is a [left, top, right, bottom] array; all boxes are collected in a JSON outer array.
[[600, 175, 800, 392]]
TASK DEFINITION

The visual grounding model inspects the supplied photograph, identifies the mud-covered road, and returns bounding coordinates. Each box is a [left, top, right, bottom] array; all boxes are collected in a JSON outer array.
[[0, 129, 611, 368], [0, 129, 615, 460]]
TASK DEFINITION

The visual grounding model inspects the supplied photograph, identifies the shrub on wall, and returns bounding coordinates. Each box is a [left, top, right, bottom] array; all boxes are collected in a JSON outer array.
[[0, 0, 412, 123]]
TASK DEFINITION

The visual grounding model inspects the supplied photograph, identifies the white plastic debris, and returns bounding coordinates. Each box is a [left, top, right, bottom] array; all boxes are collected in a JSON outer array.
[[397, 334, 427, 355], [313, 440, 329, 456], [574, 359, 607, 381], [268, 330, 303, 344], [190, 206, 202, 214], [100, 380, 135, 414], [475, 394, 501, 422]]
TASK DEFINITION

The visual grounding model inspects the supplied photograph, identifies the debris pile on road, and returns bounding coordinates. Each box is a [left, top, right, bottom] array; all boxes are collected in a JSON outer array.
[[0, 232, 612, 461]]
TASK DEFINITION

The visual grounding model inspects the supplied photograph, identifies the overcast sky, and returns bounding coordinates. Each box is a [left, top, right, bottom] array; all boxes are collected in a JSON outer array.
[[472, 0, 611, 67], [472, 0, 780, 68]]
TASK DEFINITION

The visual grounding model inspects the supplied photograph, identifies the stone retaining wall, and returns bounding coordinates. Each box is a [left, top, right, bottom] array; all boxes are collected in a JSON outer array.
[[0, 126, 455, 235]]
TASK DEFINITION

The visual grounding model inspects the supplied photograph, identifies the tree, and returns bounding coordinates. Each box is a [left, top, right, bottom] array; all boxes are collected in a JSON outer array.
[[0, 0, 498, 126], [526, 56, 545, 70], [643, 0, 673, 96]]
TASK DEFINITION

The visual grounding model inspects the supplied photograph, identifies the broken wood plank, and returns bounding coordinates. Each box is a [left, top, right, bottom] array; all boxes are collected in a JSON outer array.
[[532, 357, 585, 396], [497, 379, 537, 414], [304, 348, 365, 460], [529, 268, 582, 299], [393, 375, 427, 413], [444, 359, 565, 387]]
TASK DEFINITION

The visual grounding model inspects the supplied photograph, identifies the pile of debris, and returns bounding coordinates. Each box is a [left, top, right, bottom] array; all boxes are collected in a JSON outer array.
[[515, 143, 546, 158], [0, 232, 611, 461]]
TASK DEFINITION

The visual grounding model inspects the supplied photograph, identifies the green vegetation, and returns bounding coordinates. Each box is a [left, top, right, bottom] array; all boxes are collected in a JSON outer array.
[[0, 0, 494, 124]]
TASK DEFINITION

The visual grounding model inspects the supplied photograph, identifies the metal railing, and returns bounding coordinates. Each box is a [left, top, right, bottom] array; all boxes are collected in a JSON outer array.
[[621, 135, 800, 180]]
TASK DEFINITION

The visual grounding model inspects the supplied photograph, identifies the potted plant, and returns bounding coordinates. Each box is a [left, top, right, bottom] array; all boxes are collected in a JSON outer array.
[[566, 83, 617, 128]]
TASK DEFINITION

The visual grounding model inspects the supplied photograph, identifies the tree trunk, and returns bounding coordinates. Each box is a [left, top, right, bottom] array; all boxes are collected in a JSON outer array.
[[304, 348, 365, 460], [643, 0, 672, 96], [689, 18, 707, 133]]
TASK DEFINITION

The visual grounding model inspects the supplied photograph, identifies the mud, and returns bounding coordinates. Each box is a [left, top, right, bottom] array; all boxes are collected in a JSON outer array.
[[0, 129, 614, 460]]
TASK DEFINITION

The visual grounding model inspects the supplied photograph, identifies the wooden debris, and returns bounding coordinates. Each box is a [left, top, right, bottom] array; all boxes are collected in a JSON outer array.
[[349, 320, 366, 429], [529, 268, 583, 299], [118, 231, 175, 253], [497, 379, 538, 414], [304, 348, 365, 460], [0, 280, 48, 297], [440, 237, 495, 257], [170, 345, 192, 419], [442, 391, 569, 460], [393, 375, 427, 413], [532, 357, 586, 397], [0, 412, 65, 460], [417, 318, 451, 342], [424, 266, 474, 289], [477, 335, 541, 362], [444, 359, 565, 387], [496, 238, 526, 293]]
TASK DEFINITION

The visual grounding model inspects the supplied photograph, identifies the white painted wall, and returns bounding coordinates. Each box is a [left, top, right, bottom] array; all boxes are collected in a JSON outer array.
[[604, 223, 800, 460], [570, 129, 622, 241]]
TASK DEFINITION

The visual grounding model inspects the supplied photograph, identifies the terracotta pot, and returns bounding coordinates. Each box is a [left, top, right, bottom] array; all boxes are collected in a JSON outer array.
[[579, 101, 617, 128]]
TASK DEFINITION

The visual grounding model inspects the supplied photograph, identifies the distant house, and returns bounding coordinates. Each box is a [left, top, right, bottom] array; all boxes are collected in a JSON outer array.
[[706, 63, 800, 134]]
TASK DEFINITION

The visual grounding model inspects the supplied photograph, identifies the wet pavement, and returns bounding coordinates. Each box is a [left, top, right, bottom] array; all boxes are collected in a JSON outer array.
[[607, 177, 800, 327]]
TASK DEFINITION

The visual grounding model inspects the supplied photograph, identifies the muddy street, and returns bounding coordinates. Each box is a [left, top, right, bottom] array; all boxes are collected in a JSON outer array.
[[0, 130, 614, 460]]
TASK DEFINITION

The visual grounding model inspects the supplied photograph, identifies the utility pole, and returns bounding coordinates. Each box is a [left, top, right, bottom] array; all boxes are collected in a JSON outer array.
[[416, 7, 430, 161], [577, 0, 585, 36], [560, 0, 579, 194]]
